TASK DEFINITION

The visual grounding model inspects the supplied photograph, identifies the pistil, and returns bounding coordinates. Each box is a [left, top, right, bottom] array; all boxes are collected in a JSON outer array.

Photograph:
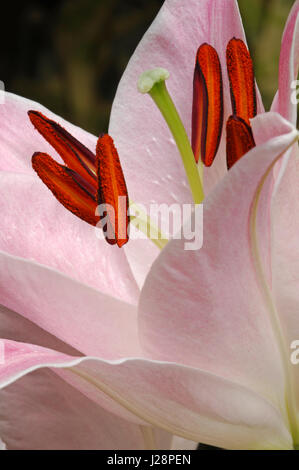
[[138, 68, 204, 205]]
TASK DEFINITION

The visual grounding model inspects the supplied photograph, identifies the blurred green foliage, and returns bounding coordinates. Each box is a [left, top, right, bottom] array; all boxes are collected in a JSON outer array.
[[1, 0, 296, 135]]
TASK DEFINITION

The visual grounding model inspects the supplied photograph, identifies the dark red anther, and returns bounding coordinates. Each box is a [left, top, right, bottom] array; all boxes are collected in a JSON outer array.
[[226, 115, 256, 169], [226, 38, 257, 125], [192, 43, 224, 166], [96, 135, 129, 248]]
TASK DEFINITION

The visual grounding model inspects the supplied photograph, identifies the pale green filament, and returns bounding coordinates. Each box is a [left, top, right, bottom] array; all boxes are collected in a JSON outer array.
[[129, 200, 168, 250], [138, 68, 204, 205]]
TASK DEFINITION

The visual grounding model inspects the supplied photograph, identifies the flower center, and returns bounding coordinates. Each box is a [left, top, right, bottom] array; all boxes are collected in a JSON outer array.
[[28, 38, 258, 248]]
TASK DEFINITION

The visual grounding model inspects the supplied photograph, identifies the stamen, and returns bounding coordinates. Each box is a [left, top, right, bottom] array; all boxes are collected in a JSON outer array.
[[226, 115, 256, 169], [192, 44, 223, 166], [226, 38, 257, 125], [138, 68, 204, 205], [29, 113, 167, 249], [28, 110, 97, 187], [96, 134, 129, 248], [32, 152, 99, 225], [28, 109, 171, 249]]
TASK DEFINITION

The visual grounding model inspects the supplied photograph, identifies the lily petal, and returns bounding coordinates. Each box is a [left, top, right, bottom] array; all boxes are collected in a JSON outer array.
[[171, 437, 198, 450], [271, 144, 299, 408], [271, 0, 299, 125], [251, 112, 295, 147], [0, 303, 80, 355], [139, 126, 299, 411], [249, 112, 296, 287], [0, 340, 292, 450], [0, 367, 170, 450], [124, 239, 161, 290], [0, 250, 141, 359], [0, 303, 147, 427]]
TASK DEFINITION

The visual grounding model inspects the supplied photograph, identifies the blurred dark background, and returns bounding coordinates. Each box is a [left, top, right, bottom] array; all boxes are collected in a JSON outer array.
[[0, 0, 295, 134]]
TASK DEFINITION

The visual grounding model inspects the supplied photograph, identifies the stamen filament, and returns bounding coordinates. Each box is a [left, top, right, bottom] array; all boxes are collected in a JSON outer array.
[[129, 201, 168, 250], [138, 69, 204, 205]]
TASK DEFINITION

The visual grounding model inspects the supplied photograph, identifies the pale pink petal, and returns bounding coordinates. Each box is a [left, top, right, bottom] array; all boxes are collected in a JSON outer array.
[[0, 438, 6, 450], [0, 172, 139, 303], [250, 113, 297, 284], [0, 339, 144, 426], [0, 341, 292, 450], [0, 367, 172, 450], [124, 238, 160, 289], [250, 113, 298, 286], [0, 92, 98, 174], [251, 112, 295, 147], [171, 437, 198, 450], [0, 305, 134, 426], [271, 1, 299, 125], [271, 144, 299, 407], [1, 304, 144, 427], [0, 303, 80, 355], [0, 250, 141, 359], [139, 127, 299, 410]]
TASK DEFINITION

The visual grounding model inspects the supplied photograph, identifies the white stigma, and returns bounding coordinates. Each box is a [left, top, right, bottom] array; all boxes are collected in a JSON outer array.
[[137, 68, 170, 94]]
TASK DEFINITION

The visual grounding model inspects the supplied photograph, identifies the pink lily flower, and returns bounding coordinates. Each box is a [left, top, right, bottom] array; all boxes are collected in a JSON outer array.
[[0, 0, 299, 450]]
